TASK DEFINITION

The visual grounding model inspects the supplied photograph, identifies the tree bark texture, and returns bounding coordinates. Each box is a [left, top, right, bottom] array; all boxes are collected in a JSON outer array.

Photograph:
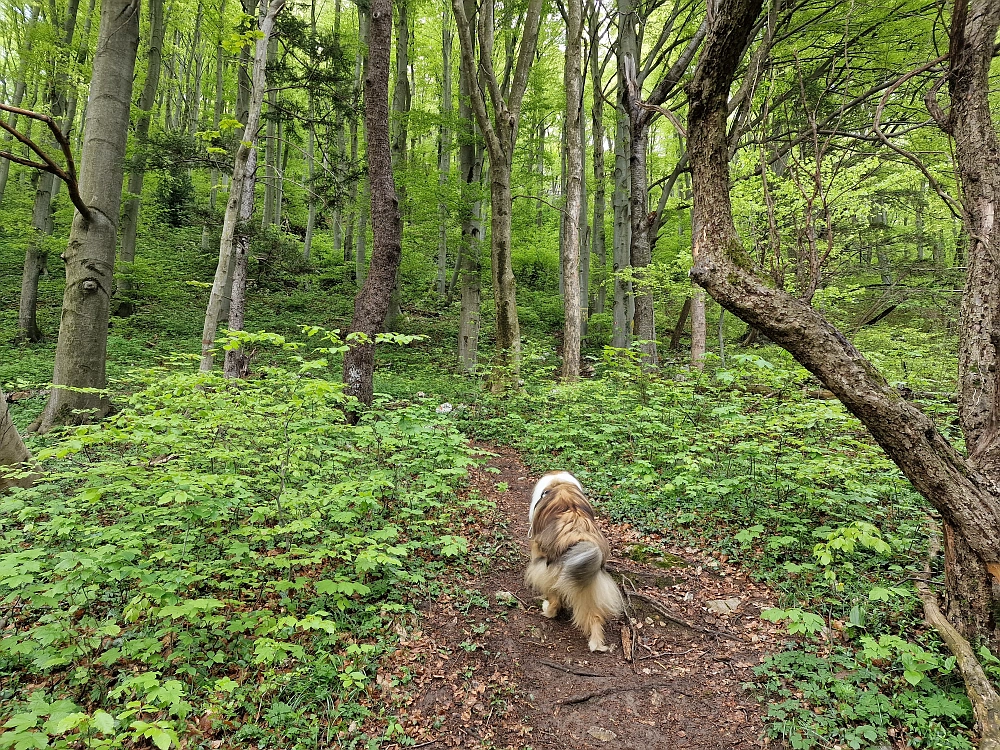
[[200, 0, 284, 372], [118, 0, 166, 316], [686, 0, 1000, 670], [222, 147, 258, 378], [436, 3, 453, 298], [342, 0, 403, 411], [561, 0, 584, 379], [590, 8, 608, 317], [456, 0, 482, 374], [32, 0, 141, 433]]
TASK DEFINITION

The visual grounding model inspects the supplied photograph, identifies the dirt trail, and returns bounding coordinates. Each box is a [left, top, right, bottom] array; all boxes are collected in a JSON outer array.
[[378, 446, 784, 749]]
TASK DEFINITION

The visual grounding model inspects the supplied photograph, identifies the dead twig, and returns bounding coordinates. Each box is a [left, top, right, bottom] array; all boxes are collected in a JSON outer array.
[[626, 591, 745, 642], [538, 658, 607, 677], [557, 681, 690, 705]]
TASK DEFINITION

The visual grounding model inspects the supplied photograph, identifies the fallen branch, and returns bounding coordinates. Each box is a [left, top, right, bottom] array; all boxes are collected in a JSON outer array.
[[625, 591, 745, 642], [557, 681, 690, 705], [538, 658, 607, 677]]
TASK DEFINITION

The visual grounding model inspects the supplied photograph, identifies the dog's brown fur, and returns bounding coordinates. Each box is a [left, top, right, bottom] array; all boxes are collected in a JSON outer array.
[[525, 472, 624, 651]]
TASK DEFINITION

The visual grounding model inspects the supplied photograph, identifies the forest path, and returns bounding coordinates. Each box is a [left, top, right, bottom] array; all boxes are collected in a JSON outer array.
[[379, 445, 783, 749]]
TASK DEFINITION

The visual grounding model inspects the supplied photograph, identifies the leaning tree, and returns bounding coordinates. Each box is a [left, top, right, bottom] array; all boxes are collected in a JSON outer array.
[[686, 0, 1000, 744]]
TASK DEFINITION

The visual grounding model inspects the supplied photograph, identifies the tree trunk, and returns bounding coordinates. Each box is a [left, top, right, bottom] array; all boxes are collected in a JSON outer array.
[[0, 3, 41, 204], [590, 8, 607, 317], [686, 5, 1000, 743], [261, 36, 278, 227], [456, 0, 482, 373], [118, 0, 166, 316], [451, 0, 543, 385], [17, 172, 53, 343], [31, 0, 140, 434], [200, 0, 284, 372], [670, 296, 691, 350], [0, 390, 34, 492], [436, 2, 453, 298], [222, 147, 258, 378], [342, 0, 403, 412], [611, 10, 632, 349], [561, 0, 583, 379], [690, 288, 706, 369], [384, 0, 411, 331], [628, 124, 656, 364], [355, 179, 369, 284]]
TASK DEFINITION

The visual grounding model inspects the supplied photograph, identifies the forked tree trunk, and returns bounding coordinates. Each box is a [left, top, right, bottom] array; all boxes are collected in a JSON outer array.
[[119, 0, 166, 316], [561, 0, 584, 379], [452, 0, 543, 386], [31, 0, 140, 434], [686, 0, 1000, 743], [200, 0, 284, 372], [342, 0, 402, 412]]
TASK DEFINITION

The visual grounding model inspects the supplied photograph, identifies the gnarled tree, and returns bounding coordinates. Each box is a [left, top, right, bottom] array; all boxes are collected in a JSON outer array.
[[686, 0, 1000, 744]]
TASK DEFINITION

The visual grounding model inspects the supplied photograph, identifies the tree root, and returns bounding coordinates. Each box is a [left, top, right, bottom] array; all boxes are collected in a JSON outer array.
[[538, 659, 607, 677], [918, 535, 1000, 750]]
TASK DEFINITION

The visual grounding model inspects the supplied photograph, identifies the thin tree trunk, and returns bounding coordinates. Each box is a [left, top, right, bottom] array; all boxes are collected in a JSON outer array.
[[384, 0, 411, 330], [456, 0, 482, 372], [32, 0, 140, 433], [17, 172, 53, 342], [561, 0, 583, 379], [669, 296, 691, 350], [222, 147, 258, 378], [590, 7, 607, 316], [119, 0, 166, 317], [436, 2, 452, 298], [0, 3, 41, 204], [200, 0, 285, 372], [261, 36, 278, 227], [611, 0, 633, 348], [342, 0, 403, 413]]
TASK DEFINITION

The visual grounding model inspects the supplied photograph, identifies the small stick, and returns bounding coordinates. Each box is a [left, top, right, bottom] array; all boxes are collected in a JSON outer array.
[[626, 591, 745, 642], [538, 658, 607, 677], [557, 681, 692, 705]]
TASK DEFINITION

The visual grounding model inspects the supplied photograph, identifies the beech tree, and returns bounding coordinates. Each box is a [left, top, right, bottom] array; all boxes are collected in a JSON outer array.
[[687, 0, 1000, 743], [451, 0, 544, 384], [30, 0, 140, 433], [200, 0, 285, 372], [341, 0, 402, 411]]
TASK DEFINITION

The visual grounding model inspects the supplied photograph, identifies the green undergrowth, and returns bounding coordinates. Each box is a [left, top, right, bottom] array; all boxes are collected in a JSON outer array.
[[457, 339, 975, 750], [0, 363, 479, 750]]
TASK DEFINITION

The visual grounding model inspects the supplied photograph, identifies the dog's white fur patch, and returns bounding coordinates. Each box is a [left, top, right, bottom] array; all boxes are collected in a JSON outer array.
[[527, 470, 582, 538]]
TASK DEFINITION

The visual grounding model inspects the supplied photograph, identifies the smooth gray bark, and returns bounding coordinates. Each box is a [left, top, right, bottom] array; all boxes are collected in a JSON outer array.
[[32, 0, 140, 433], [561, 0, 584, 379], [200, 0, 285, 372]]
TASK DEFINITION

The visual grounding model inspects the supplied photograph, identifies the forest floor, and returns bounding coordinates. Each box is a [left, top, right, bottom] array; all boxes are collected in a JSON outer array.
[[369, 444, 787, 750]]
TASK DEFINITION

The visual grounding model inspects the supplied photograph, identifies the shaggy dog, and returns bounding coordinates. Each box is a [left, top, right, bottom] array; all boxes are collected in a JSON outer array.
[[525, 471, 624, 652]]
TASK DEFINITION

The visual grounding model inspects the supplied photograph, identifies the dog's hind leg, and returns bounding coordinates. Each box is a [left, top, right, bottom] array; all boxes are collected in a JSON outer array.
[[541, 595, 562, 618], [587, 615, 609, 652]]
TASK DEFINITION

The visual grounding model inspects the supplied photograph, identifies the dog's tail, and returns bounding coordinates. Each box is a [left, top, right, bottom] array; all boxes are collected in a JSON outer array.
[[559, 541, 606, 588]]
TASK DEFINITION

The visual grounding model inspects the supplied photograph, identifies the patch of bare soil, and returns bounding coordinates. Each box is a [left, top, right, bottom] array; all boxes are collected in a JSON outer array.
[[378, 445, 785, 749]]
